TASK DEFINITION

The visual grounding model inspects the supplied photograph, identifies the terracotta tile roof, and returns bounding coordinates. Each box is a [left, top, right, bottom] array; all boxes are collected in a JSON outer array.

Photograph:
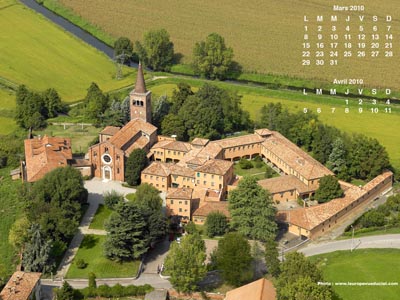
[[185, 157, 208, 167], [166, 187, 193, 199], [192, 188, 208, 202], [169, 164, 195, 178], [255, 128, 273, 137], [225, 278, 276, 300], [191, 137, 209, 146], [214, 134, 265, 149], [152, 140, 192, 152], [100, 126, 120, 136], [195, 159, 233, 175], [192, 201, 230, 218], [133, 62, 146, 93], [282, 171, 393, 231], [196, 142, 223, 159], [142, 161, 171, 177], [262, 132, 333, 180], [125, 135, 150, 155], [24, 136, 72, 182], [109, 118, 156, 150], [258, 175, 310, 194], [0, 271, 41, 300]]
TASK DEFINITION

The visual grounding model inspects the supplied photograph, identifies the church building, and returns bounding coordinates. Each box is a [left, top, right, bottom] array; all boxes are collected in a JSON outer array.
[[88, 63, 157, 181]]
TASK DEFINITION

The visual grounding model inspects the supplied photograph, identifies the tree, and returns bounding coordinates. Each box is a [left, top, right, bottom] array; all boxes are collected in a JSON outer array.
[[84, 82, 109, 121], [55, 281, 75, 300], [152, 95, 171, 129], [314, 175, 344, 203], [277, 252, 334, 300], [164, 234, 207, 293], [327, 137, 349, 180], [42, 88, 64, 118], [9, 215, 30, 253], [228, 176, 277, 241], [133, 183, 163, 212], [161, 113, 187, 141], [135, 29, 174, 71], [114, 37, 134, 64], [170, 83, 194, 114], [264, 238, 280, 277], [125, 148, 148, 186], [205, 211, 228, 237], [15, 85, 47, 130], [216, 232, 253, 286], [22, 224, 53, 272], [104, 202, 148, 261], [193, 33, 234, 80], [103, 190, 124, 209]]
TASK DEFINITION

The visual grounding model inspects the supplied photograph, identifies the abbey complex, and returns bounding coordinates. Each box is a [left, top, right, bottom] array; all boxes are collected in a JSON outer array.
[[20, 65, 393, 240]]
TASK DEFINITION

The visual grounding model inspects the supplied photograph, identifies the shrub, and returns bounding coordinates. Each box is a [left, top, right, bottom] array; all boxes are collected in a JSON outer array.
[[184, 221, 197, 234], [239, 158, 253, 169], [103, 190, 124, 209], [75, 258, 87, 269], [0, 152, 7, 168], [205, 212, 228, 237]]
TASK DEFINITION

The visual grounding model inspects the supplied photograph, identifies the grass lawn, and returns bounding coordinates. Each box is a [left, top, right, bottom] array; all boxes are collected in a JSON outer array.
[[66, 235, 140, 279], [310, 249, 400, 300], [34, 124, 100, 154], [233, 160, 278, 180], [0, 0, 133, 103], [125, 193, 136, 201], [340, 227, 400, 239], [0, 167, 24, 276], [89, 205, 113, 230]]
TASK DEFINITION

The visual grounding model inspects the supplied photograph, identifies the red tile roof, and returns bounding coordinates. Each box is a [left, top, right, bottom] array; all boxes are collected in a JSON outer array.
[[166, 187, 193, 199], [142, 161, 171, 177], [100, 126, 120, 136], [225, 278, 276, 300], [215, 134, 264, 149], [0, 271, 41, 300], [24, 136, 72, 182], [191, 137, 209, 146], [192, 201, 230, 218], [258, 175, 310, 194], [152, 140, 192, 152], [133, 62, 146, 93], [195, 159, 233, 175]]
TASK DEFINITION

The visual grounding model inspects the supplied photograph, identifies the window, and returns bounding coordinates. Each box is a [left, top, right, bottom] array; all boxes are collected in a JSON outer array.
[[156, 177, 159, 181], [116, 155, 120, 161], [117, 168, 120, 174], [102, 154, 112, 164], [211, 182, 215, 187], [170, 200, 174, 204], [203, 181, 207, 185], [179, 208, 182, 212], [150, 176, 153, 179], [156, 184, 159, 187], [197, 172, 200, 177], [197, 180, 200, 184], [179, 201, 182, 204], [162, 177, 165, 182], [211, 175, 214, 179], [93, 151, 97, 157], [104, 147, 109, 152], [203, 173, 206, 178], [144, 175, 147, 178]]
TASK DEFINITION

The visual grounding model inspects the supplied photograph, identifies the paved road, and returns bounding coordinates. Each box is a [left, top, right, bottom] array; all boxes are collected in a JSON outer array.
[[142, 238, 171, 275], [299, 234, 400, 256], [55, 179, 136, 279]]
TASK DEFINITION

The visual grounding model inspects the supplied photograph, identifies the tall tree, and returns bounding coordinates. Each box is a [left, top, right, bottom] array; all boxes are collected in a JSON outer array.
[[161, 113, 187, 141], [192, 33, 234, 80], [205, 211, 228, 238], [55, 281, 75, 300], [228, 176, 277, 241], [327, 137, 349, 180], [264, 238, 280, 277], [314, 175, 344, 203], [42, 88, 64, 118], [277, 252, 334, 300], [133, 183, 163, 212], [170, 83, 194, 114], [216, 232, 253, 286], [125, 148, 148, 186], [164, 234, 207, 293], [84, 82, 109, 121], [114, 37, 134, 64], [104, 202, 148, 261], [135, 29, 174, 71], [152, 95, 171, 129], [15, 85, 47, 130], [22, 224, 53, 273]]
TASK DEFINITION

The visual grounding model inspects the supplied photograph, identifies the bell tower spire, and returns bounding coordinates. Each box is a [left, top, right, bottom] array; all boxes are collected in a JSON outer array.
[[130, 62, 152, 123]]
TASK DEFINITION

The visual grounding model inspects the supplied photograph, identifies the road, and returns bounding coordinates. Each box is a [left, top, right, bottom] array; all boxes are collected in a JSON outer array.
[[299, 234, 400, 256]]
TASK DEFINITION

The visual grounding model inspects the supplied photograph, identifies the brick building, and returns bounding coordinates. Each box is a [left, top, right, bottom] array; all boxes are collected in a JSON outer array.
[[0, 272, 42, 300]]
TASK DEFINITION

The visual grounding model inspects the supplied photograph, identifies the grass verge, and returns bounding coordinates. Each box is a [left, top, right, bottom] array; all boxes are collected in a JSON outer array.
[[310, 249, 400, 300], [67, 235, 140, 279], [89, 205, 113, 230]]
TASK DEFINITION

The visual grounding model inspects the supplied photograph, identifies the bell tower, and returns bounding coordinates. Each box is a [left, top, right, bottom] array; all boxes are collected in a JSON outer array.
[[130, 62, 152, 123]]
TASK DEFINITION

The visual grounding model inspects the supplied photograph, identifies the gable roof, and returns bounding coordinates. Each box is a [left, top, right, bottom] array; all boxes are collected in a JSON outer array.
[[142, 161, 171, 177], [192, 201, 230, 218], [166, 187, 193, 200], [108, 118, 156, 150], [258, 175, 310, 194], [0, 272, 41, 300], [100, 126, 120, 136], [195, 159, 233, 175], [152, 140, 192, 152], [24, 136, 72, 182], [225, 278, 276, 300], [262, 132, 333, 180]]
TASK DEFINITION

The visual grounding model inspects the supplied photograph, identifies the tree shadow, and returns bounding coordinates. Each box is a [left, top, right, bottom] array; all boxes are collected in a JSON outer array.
[[81, 235, 99, 249], [173, 52, 184, 64]]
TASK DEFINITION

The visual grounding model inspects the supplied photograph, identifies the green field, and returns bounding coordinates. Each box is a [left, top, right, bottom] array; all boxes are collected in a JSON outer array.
[[148, 78, 400, 170], [89, 205, 113, 230], [0, 0, 134, 103], [58, 0, 400, 89], [0, 168, 24, 277], [66, 235, 140, 278], [311, 249, 400, 300]]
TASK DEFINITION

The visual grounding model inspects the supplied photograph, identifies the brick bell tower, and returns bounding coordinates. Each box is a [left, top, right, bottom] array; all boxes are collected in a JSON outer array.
[[130, 62, 152, 123]]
